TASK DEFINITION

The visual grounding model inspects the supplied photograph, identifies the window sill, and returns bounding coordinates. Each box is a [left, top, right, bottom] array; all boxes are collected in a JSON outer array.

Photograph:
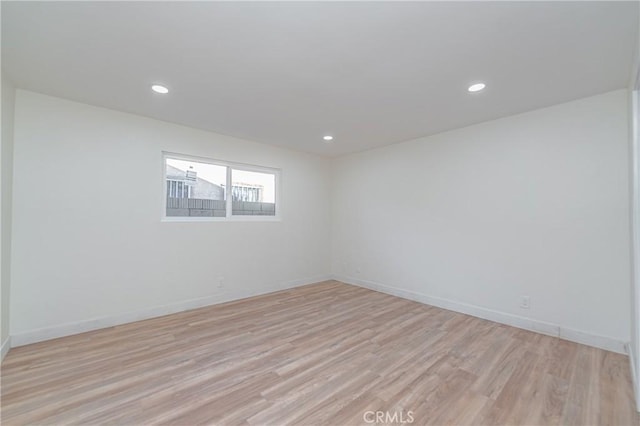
[[161, 216, 282, 223]]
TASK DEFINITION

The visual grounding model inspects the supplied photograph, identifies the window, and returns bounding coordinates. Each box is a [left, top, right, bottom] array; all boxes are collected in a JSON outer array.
[[232, 169, 276, 216], [167, 180, 191, 199], [163, 153, 279, 220]]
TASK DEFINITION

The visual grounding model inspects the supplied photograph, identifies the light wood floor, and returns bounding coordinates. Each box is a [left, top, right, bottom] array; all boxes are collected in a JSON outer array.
[[1, 281, 638, 425]]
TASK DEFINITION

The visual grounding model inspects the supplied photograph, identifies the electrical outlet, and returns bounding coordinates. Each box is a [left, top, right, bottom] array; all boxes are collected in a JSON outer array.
[[520, 296, 530, 309], [218, 276, 224, 288]]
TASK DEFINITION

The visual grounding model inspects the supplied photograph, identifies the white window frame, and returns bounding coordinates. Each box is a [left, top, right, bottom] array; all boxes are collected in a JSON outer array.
[[161, 151, 281, 222]]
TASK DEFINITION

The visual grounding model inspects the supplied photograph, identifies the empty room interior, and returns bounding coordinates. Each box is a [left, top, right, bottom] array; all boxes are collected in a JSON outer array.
[[2, 1, 640, 425]]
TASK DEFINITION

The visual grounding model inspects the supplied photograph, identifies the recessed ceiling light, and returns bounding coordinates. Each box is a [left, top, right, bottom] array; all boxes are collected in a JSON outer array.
[[323, 135, 334, 141], [151, 84, 169, 94], [468, 83, 486, 93]]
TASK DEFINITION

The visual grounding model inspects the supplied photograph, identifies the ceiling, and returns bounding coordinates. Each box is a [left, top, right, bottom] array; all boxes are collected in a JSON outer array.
[[2, 1, 638, 157]]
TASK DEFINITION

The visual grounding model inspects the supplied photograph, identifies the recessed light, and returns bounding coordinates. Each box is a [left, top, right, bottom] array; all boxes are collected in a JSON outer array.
[[323, 135, 334, 141], [151, 84, 169, 94], [468, 83, 486, 93]]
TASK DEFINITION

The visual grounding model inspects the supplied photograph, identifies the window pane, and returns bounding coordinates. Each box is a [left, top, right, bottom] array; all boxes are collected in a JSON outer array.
[[231, 169, 276, 216], [166, 158, 227, 217]]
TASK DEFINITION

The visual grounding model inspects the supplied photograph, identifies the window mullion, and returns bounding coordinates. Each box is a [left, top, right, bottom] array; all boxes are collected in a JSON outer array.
[[226, 166, 232, 218]]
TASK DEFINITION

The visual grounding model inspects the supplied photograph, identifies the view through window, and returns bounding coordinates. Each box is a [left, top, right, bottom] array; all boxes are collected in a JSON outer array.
[[232, 169, 276, 216], [164, 154, 278, 219]]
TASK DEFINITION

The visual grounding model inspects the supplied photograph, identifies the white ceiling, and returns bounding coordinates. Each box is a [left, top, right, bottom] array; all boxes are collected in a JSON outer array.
[[2, 1, 638, 157]]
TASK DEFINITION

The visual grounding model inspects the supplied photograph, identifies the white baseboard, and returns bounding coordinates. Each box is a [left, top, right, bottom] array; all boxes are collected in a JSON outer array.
[[1, 336, 10, 362], [11, 274, 332, 347], [334, 274, 627, 355]]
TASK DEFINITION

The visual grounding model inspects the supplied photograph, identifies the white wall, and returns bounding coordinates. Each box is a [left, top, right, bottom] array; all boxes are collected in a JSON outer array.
[[1, 72, 15, 357], [629, 80, 640, 408], [10, 90, 332, 344], [332, 90, 631, 353]]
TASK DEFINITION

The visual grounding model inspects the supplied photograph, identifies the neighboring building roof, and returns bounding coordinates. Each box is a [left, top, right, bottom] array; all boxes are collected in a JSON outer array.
[[166, 165, 219, 187]]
